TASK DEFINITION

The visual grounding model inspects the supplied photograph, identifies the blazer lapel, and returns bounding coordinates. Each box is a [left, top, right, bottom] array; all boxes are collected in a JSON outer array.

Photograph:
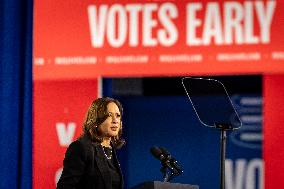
[[93, 144, 112, 189]]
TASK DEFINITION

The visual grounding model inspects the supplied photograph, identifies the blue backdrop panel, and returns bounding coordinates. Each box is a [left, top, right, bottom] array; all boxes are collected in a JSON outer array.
[[116, 95, 262, 189], [0, 0, 33, 188]]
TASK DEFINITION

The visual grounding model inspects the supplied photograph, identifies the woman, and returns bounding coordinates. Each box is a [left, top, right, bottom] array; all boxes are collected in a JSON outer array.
[[57, 97, 125, 189]]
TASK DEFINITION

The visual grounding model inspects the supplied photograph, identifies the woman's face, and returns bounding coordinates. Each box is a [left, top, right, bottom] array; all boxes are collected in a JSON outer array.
[[98, 102, 121, 138]]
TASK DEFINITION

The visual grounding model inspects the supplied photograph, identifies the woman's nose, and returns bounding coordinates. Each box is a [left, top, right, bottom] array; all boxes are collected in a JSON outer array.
[[112, 116, 119, 123]]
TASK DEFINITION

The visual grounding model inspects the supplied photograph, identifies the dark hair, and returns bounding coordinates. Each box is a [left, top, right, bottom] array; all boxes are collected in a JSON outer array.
[[82, 97, 125, 149]]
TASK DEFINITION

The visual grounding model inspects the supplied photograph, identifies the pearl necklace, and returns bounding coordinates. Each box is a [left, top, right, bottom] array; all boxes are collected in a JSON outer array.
[[102, 146, 112, 160]]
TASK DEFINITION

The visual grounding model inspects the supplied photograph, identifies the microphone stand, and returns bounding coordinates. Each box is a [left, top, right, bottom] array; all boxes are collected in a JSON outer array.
[[160, 166, 175, 182], [160, 166, 169, 182]]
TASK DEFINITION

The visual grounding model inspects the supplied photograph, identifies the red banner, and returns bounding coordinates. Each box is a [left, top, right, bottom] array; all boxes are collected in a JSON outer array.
[[263, 75, 284, 189], [33, 79, 100, 188], [34, 0, 284, 80]]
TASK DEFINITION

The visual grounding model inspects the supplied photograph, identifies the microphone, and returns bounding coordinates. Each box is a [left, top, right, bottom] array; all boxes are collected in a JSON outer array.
[[159, 147, 183, 174], [150, 146, 184, 182], [159, 147, 171, 159], [150, 146, 175, 170], [169, 157, 183, 174], [150, 146, 165, 161]]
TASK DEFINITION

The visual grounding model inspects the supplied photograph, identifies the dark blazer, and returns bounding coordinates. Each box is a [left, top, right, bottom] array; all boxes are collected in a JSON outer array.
[[57, 135, 124, 189]]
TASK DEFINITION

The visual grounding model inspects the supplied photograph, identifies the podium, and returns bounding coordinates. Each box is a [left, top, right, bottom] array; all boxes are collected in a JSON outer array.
[[130, 181, 199, 189]]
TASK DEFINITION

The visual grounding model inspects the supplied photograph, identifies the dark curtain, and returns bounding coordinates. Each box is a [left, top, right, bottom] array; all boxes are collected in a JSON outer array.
[[0, 0, 33, 188]]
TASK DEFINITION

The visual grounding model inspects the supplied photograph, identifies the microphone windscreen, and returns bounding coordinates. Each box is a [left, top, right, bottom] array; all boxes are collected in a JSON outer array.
[[150, 146, 162, 159]]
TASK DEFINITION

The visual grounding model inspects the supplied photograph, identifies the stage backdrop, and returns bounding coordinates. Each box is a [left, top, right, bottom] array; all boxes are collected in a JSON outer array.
[[34, 0, 284, 79], [33, 80, 100, 188], [116, 94, 262, 189]]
